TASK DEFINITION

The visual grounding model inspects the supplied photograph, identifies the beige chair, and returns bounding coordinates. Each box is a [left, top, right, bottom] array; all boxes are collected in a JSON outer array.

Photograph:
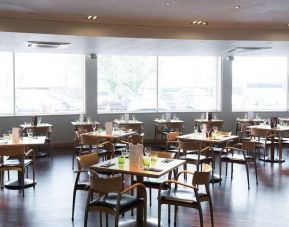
[[80, 135, 115, 161], [32, 126, 53, 158], [0, 145, 35, 196], [141, 151, 176, 207], [158, 164, 213, 227], [72, 152, 99, 220], [84, 171, 147, 227], [164, 132, 179, 152], [219, 141, 258, 189], [72, 129, 88, 169], [239, 123, 251, 141], [250, 127, 276, 164], [178, 140, 213, 179]]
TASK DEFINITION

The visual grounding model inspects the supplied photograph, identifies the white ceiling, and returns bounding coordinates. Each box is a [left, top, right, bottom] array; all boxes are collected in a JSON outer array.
[[1, 0, 289, 56]]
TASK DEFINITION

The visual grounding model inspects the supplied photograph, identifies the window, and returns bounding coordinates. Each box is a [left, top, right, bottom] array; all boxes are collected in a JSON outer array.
[[0, 52, 14, 115], [97, 55, 221, 113], [97, 55, 157, 113], [14, 53, 85, 115], [0, 52, 85, 116], [232, 56, 287, 111], [158, 56, 221, 112]]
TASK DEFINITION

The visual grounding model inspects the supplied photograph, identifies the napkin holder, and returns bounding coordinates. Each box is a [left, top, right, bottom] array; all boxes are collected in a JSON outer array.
[[105, 122, 113, 134], [12, 127, 20, 143], [128, 144, 143, 170]]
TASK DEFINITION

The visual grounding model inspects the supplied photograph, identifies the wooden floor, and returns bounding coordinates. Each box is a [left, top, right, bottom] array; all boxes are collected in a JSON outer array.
[[1, 147, 289, 227]]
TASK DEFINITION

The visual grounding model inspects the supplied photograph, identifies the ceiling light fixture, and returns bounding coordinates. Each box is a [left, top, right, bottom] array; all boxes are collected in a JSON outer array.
[[191, 20, 208, 26], [234, 5, 240, 9], [164, 1, 172, 5], [87, 15, 98, 20]]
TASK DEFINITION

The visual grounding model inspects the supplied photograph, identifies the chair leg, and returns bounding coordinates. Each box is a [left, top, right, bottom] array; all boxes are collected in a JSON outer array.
[[168, 205, 171, 223], [245, 164, 250, 189], [254, 161, 258, 184], [149, 188, 152, 207], [174, 205, 177, 226], [158, 202, 162, 227], [198, 203, 204, 227], [114, 213, 119, 227], [219, 159, 222, 186], [231, 163, 234, 180], [208, 197, 214, 227], [71, 189, 77, 220], [106, 213, 108, 227]]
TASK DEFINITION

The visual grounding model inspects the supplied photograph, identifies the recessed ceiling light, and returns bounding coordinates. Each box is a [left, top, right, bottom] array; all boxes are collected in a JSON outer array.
[[164, 1, 172, 5], [87, 15, 98, 20], [191, 20, 208, 26], [234, 5, 240, 9]]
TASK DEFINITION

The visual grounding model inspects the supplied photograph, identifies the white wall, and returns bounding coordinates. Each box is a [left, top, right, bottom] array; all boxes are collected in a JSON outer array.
[[0, 56, 288, 145]]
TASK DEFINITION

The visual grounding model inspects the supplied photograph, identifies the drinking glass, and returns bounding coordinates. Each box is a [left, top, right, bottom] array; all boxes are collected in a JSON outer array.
[[132, 114, 136, 121], [150, 153, 158, 164], [121, 148, 129, 158], [201, 113, 205, 120], [212, 126, 218, 133], [37, 117, 42, 125], [173, 114, 176, 120], [92, 122, 97, 133], [143, 156, 151, 168], [144, 147, 151, 157]]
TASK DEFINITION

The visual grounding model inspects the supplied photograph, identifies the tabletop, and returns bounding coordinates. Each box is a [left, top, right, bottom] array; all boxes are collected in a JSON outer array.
[[236, 118, 264, 123], [178, 133, 239, 145], [19, 123, 53, 129], [194, 119, 224, 123], [83, 129, 136, 139], [0, 136, 47, 146], [113, 119, 144, 125], [90, 157, 185, 178], [248, 124, 289, 132], [154, 119, 185, 124], [71, 121, 100, 126]]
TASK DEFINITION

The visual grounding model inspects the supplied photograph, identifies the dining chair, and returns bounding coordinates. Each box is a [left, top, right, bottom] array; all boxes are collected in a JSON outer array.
[[72, 152, 99, 220], [250, 127, 276, 164], [32, 126, 53, 158], [0, 145, 35, 197], [80, 135, 115, 161], [164, 132, 179, 152], [158, 164, 213, 227], [177, 140, 213, 179], [72, 128, 88, 169], [219, 141, 258, 189], [84, 171, 147, 227], [239, 123, 251, 141]]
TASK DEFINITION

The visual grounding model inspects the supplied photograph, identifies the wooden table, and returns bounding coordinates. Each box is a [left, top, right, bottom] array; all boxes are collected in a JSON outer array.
[[113, 119, 144, 134], [235, 118, 264, 135], [20, 123, 53, 133], [0, 136, 46, 189], [154, 119, 185, 146], [178, 133, 239, 183], [71, 121, 100, 131], [90, 157, 185, 226], [248, 124, 289, 163]]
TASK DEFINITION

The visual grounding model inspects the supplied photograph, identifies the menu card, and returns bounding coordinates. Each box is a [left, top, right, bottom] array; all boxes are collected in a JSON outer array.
[[165, 113, 171, 122], [202, 124, 207, 139], [105, 122, 113, 134], [128, 143, 144, 170], [124, 113, 129, 123], [12, 127, 20, 143]]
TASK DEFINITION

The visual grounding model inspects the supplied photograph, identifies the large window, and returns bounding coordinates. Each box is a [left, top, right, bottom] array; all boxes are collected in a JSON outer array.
[[97, 55, 221, 113], [158, 56, 221, 112], [232, 56, 287, 111], [0, 52, 85, 116], [97, 55, 157, 113]]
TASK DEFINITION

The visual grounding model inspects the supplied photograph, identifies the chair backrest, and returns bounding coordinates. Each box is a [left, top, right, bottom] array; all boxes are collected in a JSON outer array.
[[77, 153, 99, 170], [152, 151, 176, 159], [0, 145, 25, 165], [128, 134, 144, 144], [178, 140, 203, 152], [32, 126, 51, 136], [78, 125, 95, 132], [167, 122, 183, 132], [192, 164, 212, 186], [122, 124, 143, 133], [89, 172, 123, 193], [81, 135, 100, 146], [250, 128, 269, 138], [240, 123, 250, 132], [241, 141, 256, 152], [167, 132, 179, 142]]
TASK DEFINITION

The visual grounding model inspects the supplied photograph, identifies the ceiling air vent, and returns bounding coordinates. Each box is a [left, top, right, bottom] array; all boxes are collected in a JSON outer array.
[[25, 41, 71, 49], [227, 46, 272, 53]]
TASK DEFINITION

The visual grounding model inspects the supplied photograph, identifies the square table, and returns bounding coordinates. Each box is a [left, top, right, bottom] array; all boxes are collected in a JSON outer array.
[[71, 121, 100, 131], [113, 119, 144, 134], [90, 157, 185, 226]]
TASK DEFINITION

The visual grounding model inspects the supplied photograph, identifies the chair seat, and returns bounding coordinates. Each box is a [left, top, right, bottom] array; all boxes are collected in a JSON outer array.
[[161, 188, 196, 204], [3, 159, 33, 167], [221, 153, 254, 161], [180, 154, 212, 162], [90, 193, 143, 211], [142, 177, 170, 189], [75, 182, 90, 190]]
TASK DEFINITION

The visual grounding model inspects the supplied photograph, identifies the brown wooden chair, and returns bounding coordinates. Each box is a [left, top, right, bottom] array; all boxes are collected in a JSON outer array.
[[32, 126, 53, 158], [84, 171, 147, 227], [141, 151, 176, 207], [72, 129, 88, 169], [80, 135, 115, 161], [0, 145, 35, 196], [250, 127, 276, 164], [239, 123, 251, 141], [72, 152, 99, 220], [164, 132, 179, 152], [177, 140, 213, 179], [158, 164, 213, 227], [219, 141, 258, 189]]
